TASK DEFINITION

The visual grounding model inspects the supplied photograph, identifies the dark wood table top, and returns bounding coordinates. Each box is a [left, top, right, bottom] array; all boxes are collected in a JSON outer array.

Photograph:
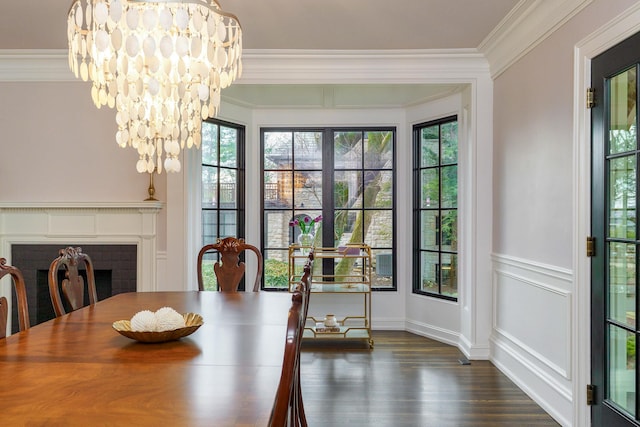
[[0, 291, 293, 426]]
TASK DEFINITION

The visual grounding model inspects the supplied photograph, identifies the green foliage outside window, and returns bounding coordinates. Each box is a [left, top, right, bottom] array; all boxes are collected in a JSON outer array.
[[265, 258, 289, 289], [200, 261, 218, 291]]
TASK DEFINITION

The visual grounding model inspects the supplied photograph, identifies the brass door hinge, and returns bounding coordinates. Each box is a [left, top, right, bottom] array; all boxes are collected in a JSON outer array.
[[586, 87, 595, 108], [587, 236, 595, 257], [587, 384, 595, 405]]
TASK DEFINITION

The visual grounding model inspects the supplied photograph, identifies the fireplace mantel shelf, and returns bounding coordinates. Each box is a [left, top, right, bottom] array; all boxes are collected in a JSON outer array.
[[0, 201, 163, 211]]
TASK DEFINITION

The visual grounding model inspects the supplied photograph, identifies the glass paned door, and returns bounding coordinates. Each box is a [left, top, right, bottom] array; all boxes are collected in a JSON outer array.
[[607, 68, 637, 415], [592, 31, 640, 426]]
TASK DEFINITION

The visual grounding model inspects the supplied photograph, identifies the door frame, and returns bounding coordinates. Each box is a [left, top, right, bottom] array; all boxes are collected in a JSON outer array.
[[575, 4, 640, 426]]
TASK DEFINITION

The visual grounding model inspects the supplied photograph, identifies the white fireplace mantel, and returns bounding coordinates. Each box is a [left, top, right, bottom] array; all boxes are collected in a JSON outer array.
[[0, 201, 163, 292]]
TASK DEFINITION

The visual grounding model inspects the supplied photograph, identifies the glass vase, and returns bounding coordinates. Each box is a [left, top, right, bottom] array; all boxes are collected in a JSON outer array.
[[297, 232, 314, 255]]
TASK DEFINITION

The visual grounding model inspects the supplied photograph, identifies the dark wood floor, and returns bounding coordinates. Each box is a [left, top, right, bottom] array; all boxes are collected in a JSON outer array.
[[300, 331, 560, 427]]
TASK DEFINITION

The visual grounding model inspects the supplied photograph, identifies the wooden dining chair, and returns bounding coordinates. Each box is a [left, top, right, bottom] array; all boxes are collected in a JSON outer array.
[[0, 257, 30, 337], [268, 253, 313, 427], [48, 247, 97, 317], [197, 237, 264, 292]]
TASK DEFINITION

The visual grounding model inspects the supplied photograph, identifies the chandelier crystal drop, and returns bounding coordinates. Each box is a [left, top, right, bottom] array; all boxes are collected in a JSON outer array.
[[67, 0, 242, 173]]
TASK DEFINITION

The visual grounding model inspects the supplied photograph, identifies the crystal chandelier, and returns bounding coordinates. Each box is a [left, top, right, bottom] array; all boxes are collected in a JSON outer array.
[[67, 0, 242, 173]]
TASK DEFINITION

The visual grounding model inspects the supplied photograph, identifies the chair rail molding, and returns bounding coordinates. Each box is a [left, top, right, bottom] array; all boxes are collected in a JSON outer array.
[[0, 202, 162, 292]]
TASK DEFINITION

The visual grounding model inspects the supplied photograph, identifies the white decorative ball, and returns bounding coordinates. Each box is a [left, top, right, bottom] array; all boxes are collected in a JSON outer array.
[[155, 307, 186, 331], [130, 310, 158, 332]]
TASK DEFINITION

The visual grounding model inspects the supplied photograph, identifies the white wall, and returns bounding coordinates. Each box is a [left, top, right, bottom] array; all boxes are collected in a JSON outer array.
[[491, 1, 639, 425], [0, 81, 149, 202]]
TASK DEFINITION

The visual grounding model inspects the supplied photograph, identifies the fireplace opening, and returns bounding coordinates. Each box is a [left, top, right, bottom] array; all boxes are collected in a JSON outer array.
[[10, 244, 137, 334]]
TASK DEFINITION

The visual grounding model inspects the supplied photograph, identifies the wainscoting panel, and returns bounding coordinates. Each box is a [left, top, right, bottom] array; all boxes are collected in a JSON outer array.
[[491, 253, 573, 426]]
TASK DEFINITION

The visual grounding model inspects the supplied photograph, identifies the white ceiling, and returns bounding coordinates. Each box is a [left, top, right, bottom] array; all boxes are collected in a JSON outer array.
[[0, 0, 520, 108]]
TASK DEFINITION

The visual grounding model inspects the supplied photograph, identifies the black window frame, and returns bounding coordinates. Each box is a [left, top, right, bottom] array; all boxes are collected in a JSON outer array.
[[261, 127, 397, 292], [413, 115, 459, 301], [201, 118, 246, 290]]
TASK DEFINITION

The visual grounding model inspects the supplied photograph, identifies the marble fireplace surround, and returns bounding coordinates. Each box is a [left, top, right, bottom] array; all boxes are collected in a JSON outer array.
[[0, 202, 163, 310]]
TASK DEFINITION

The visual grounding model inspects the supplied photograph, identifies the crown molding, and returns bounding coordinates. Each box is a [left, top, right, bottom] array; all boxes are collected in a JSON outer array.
[[0, 49, 74, 82], [0, 48, 490, 84], [479, 0, 593, 78], [240, 49, 489, 83]]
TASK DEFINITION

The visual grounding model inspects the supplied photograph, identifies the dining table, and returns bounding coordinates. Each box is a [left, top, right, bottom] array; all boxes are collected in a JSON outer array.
[[0, 291, 294, 426]]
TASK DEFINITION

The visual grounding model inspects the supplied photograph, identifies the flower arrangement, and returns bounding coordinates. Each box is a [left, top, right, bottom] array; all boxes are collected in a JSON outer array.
[[289, 215, 322, 234]]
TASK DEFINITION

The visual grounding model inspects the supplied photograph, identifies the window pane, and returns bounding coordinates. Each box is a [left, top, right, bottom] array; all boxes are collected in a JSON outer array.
[[334, 210, 362, 246], [202, 166, 218, 208], [335, 131, 362, 169], [199, 251, 219, 291], [202, 122, 218, 165], [441, 121, 458, 164], [264, 171, 293, 208], [294, 132, 323, 169], [421, 125, 439, 167], [441, 253, 457, 298], [364, 131, 393, 169], [441, 166, 458, 208], [264, 211, 291, 248], [609, 155, 636, 239], [220, 169, 237, 208], [294, 171, 323, 209], [334, 171, 363, 208], [421, 169, 439, 208], [220, 127, 237, 168], [421, 211, 438, 251], [609, 67, 637, 155], [219, 211, 237, 238], [202, 211, 218, 245], [372, 249, 393, 288], [609, 241, 636, 328], [264, 132, 292, 170], [364, 210, 392, 247], [263, 249, 289, 290], [364, 170, 392, 208], [420, 252, 439, 293], [441, 210, 458, 252]]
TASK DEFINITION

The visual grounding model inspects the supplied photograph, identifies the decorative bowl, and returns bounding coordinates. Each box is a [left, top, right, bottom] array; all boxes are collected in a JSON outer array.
[[113, 313, 203, 343]]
